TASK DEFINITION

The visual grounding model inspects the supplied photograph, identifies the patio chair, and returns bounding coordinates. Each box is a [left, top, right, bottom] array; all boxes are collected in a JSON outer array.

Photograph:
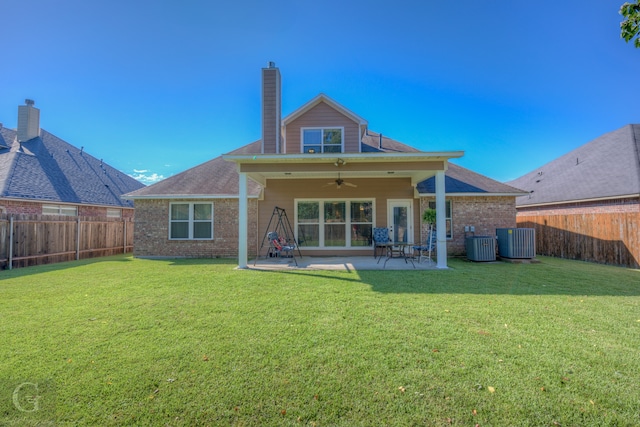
[[412, 224, 436, 264], [372, 227, 390, 259], [267, 231, 297, 260]]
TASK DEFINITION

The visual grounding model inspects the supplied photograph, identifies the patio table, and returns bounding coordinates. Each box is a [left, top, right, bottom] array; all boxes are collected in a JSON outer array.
[[376, 242, 416, 269]]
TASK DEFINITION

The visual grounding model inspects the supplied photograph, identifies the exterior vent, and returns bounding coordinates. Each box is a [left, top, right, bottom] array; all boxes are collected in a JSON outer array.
[[466, 236, 496, 261], [496, 228, 535, 259]]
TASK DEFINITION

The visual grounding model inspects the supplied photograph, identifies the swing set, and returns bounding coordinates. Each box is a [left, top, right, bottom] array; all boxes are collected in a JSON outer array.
[[255, 207, 302, 266]]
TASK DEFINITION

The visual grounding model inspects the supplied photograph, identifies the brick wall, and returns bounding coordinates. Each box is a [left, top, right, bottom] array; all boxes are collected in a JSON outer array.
[[78, 205, 135, 218], [0, 200, 41, 215], [420, 196, 517, 255], [0, 199, 135, 218], [133, 198, 258, 258], [516, 197, 640, 216]]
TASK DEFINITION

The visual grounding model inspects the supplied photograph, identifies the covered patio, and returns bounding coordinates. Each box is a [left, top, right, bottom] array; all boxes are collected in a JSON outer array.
[[225, 151, 463, 270]]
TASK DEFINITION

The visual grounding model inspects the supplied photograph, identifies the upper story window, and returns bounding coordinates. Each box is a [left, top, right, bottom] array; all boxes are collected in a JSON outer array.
[[43, 204, 77, 216], [302, 128, 343, 154]]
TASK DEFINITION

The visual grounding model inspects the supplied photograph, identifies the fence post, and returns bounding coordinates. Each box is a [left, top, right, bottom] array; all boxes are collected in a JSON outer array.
[[76, 217, 81, 260], [8, 216, 13, 270], [123, 219, 126, 254]]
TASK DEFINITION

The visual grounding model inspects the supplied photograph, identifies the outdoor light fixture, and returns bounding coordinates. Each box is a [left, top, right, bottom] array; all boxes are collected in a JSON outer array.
[[334, 158, 346, 167]]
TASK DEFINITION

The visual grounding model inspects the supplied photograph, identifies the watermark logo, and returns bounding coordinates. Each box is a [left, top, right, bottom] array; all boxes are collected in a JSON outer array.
[[12, 382, 41, 413], [1, 379, 56, 425]]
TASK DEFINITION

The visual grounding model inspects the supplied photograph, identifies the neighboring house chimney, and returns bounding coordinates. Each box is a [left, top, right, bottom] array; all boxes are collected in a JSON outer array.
[[261, 62, 281, 154], [17, 99, 40, 142]]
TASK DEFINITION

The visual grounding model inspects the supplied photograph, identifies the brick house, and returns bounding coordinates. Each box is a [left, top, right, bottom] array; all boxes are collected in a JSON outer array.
[[0, 100, 145, 218], [508, 124, 640, 268], [125, 64, 525, 268]]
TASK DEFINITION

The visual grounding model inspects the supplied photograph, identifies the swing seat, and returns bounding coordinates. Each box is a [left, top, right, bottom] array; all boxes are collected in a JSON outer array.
[[267, 231, 296, 259]]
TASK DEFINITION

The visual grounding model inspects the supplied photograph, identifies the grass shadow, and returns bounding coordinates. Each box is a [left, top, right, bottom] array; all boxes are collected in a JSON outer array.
[[165, 258, 238, 266], [248, 268, 365, 284], [356, 257, 640, 296], [242, 256, 640, 296], [0, 254, 134, 280]]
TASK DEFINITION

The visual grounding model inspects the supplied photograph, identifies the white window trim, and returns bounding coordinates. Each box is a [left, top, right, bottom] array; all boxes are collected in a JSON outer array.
[[428, 200, 453, 239], [295, 198, 375, 249], [169, 202, 214, 241], [300, 127, 345, 154]]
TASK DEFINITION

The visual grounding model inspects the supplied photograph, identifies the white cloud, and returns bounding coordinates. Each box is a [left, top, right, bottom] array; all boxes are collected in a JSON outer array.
[[130, 171, 165, 184]]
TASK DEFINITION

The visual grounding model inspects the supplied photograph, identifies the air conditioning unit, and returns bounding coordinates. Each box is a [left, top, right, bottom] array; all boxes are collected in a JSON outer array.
[[496, 228, 535, 259], [466, 236, 496, 262]]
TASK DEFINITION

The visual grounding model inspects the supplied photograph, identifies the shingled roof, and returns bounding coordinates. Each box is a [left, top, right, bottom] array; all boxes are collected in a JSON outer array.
[[361, 130, 420, 153], [418, 163, 526, 195], [123, 141, 263, 198], [507, 124, 640, 207], [125, 131, 524, 198], [0, 126, 144, 207]]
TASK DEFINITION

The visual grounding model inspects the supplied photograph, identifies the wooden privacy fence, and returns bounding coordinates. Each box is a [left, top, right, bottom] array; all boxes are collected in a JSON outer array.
[[517, 212, 640, 268], [0, 214, 134, 269]]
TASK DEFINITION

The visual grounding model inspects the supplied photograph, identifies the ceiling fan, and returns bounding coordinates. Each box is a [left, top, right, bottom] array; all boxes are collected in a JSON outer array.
[[323, 172, 357, 189]]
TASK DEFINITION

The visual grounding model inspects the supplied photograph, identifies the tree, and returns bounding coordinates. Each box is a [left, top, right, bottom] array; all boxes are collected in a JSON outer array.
[[620, 1, 640, 48]]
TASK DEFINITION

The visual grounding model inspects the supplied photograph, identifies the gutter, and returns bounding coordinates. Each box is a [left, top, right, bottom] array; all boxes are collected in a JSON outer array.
[[122, 194, 261, 200], [419, 192, 529, 197], [223, 151, 464, 163]]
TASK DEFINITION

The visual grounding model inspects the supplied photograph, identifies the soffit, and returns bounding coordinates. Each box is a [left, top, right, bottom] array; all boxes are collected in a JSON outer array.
[[224, 152, 463, 186]]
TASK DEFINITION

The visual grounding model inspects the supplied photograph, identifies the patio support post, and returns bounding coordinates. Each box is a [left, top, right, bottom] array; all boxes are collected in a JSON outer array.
[[435, 170, 447, 268], [238, 172, 248, 268]]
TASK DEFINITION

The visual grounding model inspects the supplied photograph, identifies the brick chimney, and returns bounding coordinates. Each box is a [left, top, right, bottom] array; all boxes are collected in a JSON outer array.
[[261, 62, 281, 154], [17, 99, 40, 142]]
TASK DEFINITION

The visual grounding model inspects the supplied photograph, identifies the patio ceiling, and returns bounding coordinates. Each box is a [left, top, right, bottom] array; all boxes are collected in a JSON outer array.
[[223, 151, 464, 186]]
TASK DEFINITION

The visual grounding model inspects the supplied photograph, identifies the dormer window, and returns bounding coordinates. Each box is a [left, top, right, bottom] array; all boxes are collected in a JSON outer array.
[[302, 128, 343, 154]]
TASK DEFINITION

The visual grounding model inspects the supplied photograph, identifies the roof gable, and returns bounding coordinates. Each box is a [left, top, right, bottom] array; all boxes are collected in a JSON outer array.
[[282, 94, 367, 126], [508, 124, 640, 206]]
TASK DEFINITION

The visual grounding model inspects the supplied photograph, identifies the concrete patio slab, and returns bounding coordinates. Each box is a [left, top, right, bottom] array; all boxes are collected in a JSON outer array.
[[248, 256, 440, 271]]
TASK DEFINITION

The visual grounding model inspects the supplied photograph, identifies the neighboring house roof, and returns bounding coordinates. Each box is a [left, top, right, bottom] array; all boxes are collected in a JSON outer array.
[[0, 126, 144, 207], [507, 124, 640, 207], [418, 163, 526, 195], [125, 132, 522, 198]]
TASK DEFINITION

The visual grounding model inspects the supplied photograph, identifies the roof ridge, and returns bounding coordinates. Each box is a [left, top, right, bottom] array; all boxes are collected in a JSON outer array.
[[629, 124, 640, 191], [631, 124, 640, 182], [0, 152, 19, 197]]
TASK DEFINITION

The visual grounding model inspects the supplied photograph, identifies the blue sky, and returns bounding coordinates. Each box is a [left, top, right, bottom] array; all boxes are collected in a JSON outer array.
[[2, 0, 639, 184]]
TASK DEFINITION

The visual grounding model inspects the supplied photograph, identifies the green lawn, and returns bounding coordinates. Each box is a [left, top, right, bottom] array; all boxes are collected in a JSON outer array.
[[1, 255, 639, 426]]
